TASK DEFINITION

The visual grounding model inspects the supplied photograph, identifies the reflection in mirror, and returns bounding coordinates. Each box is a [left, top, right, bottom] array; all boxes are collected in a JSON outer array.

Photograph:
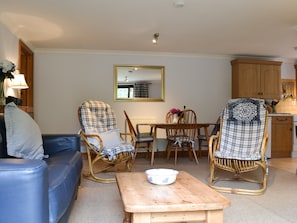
[[114, 65, 165, 101]]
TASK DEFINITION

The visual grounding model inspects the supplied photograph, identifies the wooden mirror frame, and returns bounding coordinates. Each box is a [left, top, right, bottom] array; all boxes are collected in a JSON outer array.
[[114, 65, 165, 102]]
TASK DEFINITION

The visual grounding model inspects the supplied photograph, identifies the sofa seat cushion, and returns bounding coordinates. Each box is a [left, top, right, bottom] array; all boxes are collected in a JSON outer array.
[[47, 163, 78, 223]]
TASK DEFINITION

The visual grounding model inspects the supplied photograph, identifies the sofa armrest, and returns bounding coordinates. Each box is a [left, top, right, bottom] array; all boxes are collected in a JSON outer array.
[[0, 159, 49, 223], [42, 134, 81, 155]]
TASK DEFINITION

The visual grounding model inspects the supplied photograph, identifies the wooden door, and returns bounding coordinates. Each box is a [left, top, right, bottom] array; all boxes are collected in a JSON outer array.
[[18, 40, 33, 107]]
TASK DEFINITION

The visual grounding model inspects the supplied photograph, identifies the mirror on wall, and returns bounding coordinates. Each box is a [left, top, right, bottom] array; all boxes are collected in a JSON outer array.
[[114, 65, 165, 102]]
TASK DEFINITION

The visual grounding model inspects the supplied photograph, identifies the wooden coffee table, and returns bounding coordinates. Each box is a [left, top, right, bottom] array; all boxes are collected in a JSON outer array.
[[116, 171, 230, 223]]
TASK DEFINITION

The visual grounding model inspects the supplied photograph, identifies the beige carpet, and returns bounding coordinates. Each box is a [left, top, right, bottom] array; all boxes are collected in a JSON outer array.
[[68, 156, 297, 223]]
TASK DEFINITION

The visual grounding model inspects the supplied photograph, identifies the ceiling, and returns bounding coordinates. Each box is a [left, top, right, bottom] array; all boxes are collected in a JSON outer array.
[[1, 0, 297, 60]]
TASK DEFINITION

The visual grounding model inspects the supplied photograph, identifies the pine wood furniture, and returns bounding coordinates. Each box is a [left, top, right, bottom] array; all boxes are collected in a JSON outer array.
[[271, 115, 293, 158], [148, 123, 211, 166], [231, 59, 282, 99], [166, 109, 198, 165], [116, 171, 230, 223], [124, 110, 154, 162], [198, 118, 220, 157]]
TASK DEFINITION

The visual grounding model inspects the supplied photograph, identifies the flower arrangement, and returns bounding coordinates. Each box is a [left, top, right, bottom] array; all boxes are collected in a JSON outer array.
[[170, 108, 181, 115], [169, 108, 182, 123], [0, 59, 15, 81], [0, 60, 16, 105]]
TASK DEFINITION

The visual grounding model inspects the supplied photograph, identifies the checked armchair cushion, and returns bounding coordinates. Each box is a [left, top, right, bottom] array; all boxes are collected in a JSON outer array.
[[78, 100, 134, 160], [215, 98, 267, 160]]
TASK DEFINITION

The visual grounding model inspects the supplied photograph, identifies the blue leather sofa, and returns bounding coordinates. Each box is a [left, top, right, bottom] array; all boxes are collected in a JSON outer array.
[[0, 115, 83, 223]]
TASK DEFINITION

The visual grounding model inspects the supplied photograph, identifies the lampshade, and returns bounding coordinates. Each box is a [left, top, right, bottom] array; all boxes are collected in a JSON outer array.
[[10, 74, 29, 89]]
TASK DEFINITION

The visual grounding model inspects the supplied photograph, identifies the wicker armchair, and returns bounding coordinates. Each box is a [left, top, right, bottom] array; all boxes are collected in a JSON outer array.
[[208, 98, 268, 195], [78, 100, 134, 183]]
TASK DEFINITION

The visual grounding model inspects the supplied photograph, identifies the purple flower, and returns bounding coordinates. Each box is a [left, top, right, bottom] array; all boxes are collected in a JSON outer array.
[[170, 108, 181, 115]]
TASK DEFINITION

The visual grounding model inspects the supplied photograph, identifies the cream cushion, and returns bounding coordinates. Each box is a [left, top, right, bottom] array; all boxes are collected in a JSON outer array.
[[4, 102, 45, 159]]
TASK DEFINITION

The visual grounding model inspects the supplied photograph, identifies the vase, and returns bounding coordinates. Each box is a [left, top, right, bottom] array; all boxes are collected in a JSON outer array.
[[0, 81, 5, 106], [173, 114, 179, 123]]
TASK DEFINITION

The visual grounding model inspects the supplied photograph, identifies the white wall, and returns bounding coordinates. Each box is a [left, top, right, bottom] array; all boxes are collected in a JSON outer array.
[[281, 61, 296, 79], [0, 23, 18, 63], [34, 50, 231, 134], [0, 23, 19, 97], [1, 22, 296, 136]]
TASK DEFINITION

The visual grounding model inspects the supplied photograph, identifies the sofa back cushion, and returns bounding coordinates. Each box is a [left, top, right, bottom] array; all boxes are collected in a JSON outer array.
[[4, 103, 45, 159]]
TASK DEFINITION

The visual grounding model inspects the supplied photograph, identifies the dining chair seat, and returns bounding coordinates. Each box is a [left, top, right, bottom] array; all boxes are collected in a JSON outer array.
[[135, 134, 154, 143]]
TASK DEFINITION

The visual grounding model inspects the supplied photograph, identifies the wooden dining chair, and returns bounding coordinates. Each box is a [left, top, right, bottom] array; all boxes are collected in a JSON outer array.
[[124, 110, 154, 163], [165, 111, 176, 144], [166, 109, 199, 165], [197, 117, 220, 157]]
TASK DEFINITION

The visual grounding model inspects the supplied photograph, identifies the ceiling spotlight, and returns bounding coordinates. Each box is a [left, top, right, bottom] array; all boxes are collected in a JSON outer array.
[[152, 33, 159, 45], [125, 76, 129, 82], [173, 0, 185, 8]]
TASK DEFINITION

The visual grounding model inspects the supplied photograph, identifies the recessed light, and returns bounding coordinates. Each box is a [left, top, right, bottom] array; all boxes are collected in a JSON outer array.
[[173, 0, 185, 8]]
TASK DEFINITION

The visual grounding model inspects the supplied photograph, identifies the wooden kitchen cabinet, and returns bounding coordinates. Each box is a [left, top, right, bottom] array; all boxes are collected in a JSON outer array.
[[271, 116, 292, 158], [231, 59, 282, 99]]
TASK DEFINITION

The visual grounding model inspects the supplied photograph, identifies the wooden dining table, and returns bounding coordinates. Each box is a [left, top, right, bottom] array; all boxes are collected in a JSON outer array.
[[138, 123, 213, 166]]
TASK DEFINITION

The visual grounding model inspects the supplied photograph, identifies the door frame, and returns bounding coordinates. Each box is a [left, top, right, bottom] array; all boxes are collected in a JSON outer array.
[[18, 39, 34, 107]]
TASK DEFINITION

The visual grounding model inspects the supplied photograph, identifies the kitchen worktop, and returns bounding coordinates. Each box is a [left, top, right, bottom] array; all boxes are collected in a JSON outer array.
[[268, 113, 294, 117]]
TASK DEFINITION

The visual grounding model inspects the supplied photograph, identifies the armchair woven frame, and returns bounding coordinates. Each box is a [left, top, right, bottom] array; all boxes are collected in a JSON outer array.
[[78, 100, 134, 184], [208, 98, 269, 195], [80, 131, 133, 183]]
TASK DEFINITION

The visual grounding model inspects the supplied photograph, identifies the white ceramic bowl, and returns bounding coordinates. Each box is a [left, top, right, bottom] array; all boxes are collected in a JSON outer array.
[[145, 168, 179, 185]]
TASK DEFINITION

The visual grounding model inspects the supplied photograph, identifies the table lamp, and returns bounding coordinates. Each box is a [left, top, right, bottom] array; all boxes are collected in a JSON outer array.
[[10, 74, 29, 98]]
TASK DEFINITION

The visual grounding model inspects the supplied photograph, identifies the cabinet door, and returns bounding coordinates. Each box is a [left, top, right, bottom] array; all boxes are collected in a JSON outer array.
[[231, 59, 282, 99], [236, 63, 261, 98], [271, 116, 292, 158], [261, 65, 281, 99]]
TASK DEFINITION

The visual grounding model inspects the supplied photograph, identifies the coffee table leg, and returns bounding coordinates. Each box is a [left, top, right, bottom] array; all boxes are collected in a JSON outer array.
[[123, 211, 131, 223], [206, 210, 223, 223], [132, 213, 151, 223]]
